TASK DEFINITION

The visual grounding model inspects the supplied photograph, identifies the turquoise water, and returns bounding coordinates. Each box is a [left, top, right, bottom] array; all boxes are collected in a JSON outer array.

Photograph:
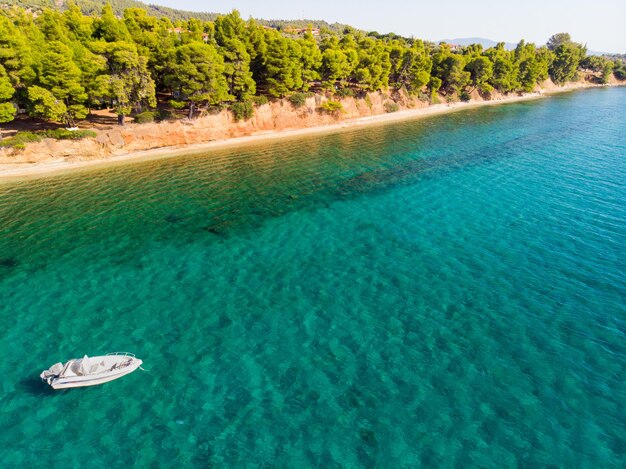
[[1, 88, 625, 467]]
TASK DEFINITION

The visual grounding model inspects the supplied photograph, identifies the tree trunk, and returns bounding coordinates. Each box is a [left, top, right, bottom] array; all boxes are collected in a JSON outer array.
[[188, 102, 195, 119], [118, 114, 125, 126], [65, 114, 75, 129]]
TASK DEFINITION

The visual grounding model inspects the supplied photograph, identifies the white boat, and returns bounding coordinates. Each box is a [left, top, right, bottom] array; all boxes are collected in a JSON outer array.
[[40, 352, 143, 389]]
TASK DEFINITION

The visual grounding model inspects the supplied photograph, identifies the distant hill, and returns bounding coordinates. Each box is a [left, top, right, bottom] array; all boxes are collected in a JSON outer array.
[[438, 37, 519, 50], [1, 0, 354, 32], [1, 0, 217, 20]]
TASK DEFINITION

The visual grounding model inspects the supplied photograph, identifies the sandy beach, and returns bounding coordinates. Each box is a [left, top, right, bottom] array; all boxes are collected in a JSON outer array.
[[0, 84, 612, 182]]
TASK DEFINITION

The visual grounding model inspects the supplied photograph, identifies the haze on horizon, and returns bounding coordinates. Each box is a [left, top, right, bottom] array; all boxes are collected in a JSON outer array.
[[151, 0, 626, 54]]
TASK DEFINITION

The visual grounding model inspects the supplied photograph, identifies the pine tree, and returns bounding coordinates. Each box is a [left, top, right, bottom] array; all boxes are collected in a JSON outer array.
[[398, 40, 432, 94], [320, 37, 353, 90], [0, 15, 35, 88], [485, 44, 518, 92], [97, 41, 156, 125], [550, 43, 584, 84], [27, 85, 67, 122], [465, 56, 493, 88], [0, 64, 16, 123], [297, 29, 322, 89], [354, 37, 391, 91], [35, 41, 88, 126], [92, 4, 132, 43], [214, 11, 256, 100], [169, 42, 231, 118], [432, 44, 470, 95], [264, 32, 303, 97]]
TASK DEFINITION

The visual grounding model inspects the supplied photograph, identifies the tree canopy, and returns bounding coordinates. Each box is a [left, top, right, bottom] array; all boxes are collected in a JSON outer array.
[[0, 4, 619, 127]]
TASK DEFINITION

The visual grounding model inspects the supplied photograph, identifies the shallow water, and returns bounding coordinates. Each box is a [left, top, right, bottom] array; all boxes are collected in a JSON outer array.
[[0, 88, 625, 467]]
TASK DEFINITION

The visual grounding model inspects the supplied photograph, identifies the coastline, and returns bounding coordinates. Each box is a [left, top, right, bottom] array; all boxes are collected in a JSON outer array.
[[0, 83, 617, 182]]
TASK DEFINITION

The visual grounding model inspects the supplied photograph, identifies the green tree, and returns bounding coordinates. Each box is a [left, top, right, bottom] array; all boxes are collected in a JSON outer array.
[[389, 40, 432, 94], [263, 32, 303, 97], [432, 44, 470, 95], [402, 40, 432, 94], [214, 11, 256, 100], [485, 44, 518, 92], [245, 19, 267, 83], [297, 29, 322, 88], [320, 37, 353, 90], [92, 4, 132, 43], [387, 39, 406, 87], [27, 85, 67, 122], [64, 3, 94, 43], [354, 36, 391, 91], [465, 55, 493, 88], [123, 10, 177, 90], [97, 41, 156, 125], [169, 42, 231, 118], [0, 15, 35, 88], [534, 47, 554, 83], [549, 42, 584, 84], [547, 33, 572, 51], [124, 8, 159, 47], [581, 55, 613, 84], [36, 9, 70, 43], [545, 33, 585, 85], [514, 41, 544, 92], [72, 43, 108, 107], [428, 76, 442, 100], [0, 64, 16, 123], [613, 61, 626, 80], [35, 41, 88, 126]]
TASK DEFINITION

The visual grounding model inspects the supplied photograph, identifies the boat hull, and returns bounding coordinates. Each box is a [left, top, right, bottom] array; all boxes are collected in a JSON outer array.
[[41, 354, 143, 389], [50, 359, 142, 389]]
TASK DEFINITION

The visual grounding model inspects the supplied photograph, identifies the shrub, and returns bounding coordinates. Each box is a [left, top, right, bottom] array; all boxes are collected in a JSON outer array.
[[364, 94, 373, 109], [156, 109, 173, 121], [613, 62, 626, 80], [335, 87, 355, 98], [133, 111, 155, 124], [384, 101, 400, 113], [169, 100, 186, 110], [0, 129, 96, 149], [417, 91, 430, 102], [230, 101, 254, 122], [0, 131, 42, 148], [288, 92, 307, 108], [459, 90, 471, 102], [320, 100, 344, 115], [250, 95, 269, 106], [478, 83, 494, 99], [42, 129, 97, 140]]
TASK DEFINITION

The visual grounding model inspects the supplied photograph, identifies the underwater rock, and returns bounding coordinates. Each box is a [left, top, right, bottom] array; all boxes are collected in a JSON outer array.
[[359, 428, 378, 447], [165, 214, 183, 224], [203, 226, 222, 236], [218, 315, 232, 328], [203, 218, 236, 236], [0, 257, 18, 268]]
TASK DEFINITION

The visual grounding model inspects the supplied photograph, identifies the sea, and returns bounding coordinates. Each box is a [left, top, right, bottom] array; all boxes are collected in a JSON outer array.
[[0, 88, 624, 467]]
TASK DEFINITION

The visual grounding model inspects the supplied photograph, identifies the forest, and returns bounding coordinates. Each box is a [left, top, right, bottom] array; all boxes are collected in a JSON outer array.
[[1, 4, 624, 129]]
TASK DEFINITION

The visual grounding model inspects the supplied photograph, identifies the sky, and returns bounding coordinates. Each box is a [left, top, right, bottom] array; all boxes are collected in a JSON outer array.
[[150, 0, 626, 53]]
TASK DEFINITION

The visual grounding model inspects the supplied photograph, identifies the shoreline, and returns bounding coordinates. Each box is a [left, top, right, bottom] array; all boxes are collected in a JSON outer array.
[[0, 84, 616, 182]]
